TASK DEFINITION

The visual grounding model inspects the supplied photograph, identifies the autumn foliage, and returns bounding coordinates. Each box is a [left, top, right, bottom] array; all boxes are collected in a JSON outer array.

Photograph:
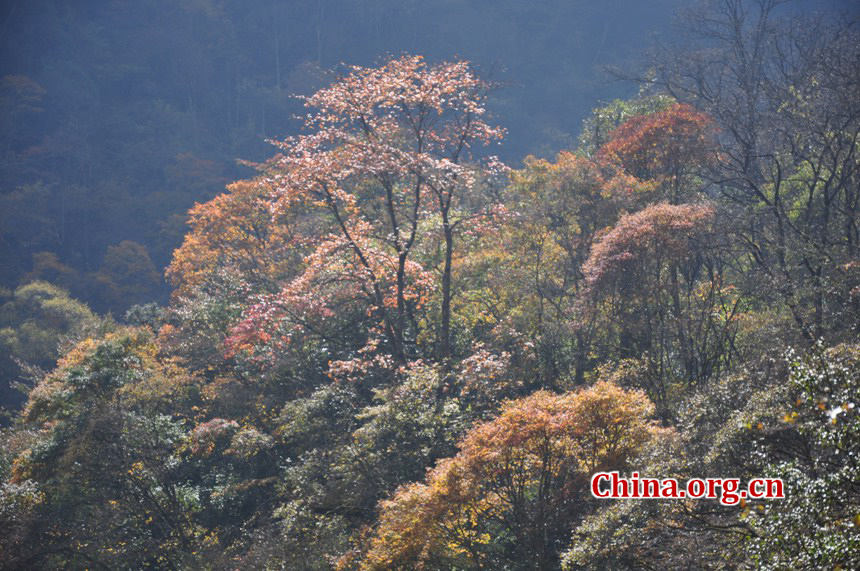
[[4, 18, 859, 569], [582, 201, 716, 293], [360, 381, 667, 569], [227, 55, 506, 372], [598, 103, 717, 201], [579, 202, 743, 400], [166, 179, 310, 296]]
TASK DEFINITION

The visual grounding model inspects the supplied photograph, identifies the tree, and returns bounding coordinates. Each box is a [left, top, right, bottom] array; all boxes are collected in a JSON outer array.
[[597, 103, 717, 203], [92, 240, 163, 313], [576, 93, 676, 156], [580, 202, 741, 411], [228, 55, 506, 374], [563, 343, 860, 570], [745, 343, 860, 570], [0, 282, 98, 368], [3, 327, 203, 569], [455, 150, 649, 389], [652, 0, 860, 340], [0, 282, 101, 410], [166, 179, 311, 298], [360, 381, 668, 570]]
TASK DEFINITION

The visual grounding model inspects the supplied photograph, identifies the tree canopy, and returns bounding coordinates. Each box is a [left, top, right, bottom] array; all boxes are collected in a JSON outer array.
[[1, 1, 858, 569]]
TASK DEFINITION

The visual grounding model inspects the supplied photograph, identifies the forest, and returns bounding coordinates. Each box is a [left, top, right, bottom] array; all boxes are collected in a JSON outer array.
[[1, 0, 859, 569]]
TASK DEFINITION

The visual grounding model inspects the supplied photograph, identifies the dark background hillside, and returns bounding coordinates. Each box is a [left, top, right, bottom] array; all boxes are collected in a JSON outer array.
[[2, 0, 687, 313], [2, 0, 852, 315]]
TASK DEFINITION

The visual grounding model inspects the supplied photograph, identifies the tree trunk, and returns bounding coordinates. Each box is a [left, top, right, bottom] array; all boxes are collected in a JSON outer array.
[[440, 214, 453, 366]]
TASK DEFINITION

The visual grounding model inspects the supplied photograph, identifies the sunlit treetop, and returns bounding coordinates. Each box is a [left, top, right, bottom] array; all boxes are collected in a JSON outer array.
[[304, 55, 493, 130], [357, 380, 668, 570], [20, 327, 197, 429], [582, 201, 716, 293], [165, 179, 313, 297], [261, 54, 506, 213], [597, 103, 717, 201], [228, 55, 509, 369]]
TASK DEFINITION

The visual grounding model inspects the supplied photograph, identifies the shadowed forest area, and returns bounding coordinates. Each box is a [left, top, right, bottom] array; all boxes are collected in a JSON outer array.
[[1, 0, 859, 569]]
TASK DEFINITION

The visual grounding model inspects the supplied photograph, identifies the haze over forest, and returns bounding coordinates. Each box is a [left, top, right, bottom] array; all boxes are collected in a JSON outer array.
[[0, 0, 852, 309], [1, 1, 859, 569], [0, 0, 677, 291]]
